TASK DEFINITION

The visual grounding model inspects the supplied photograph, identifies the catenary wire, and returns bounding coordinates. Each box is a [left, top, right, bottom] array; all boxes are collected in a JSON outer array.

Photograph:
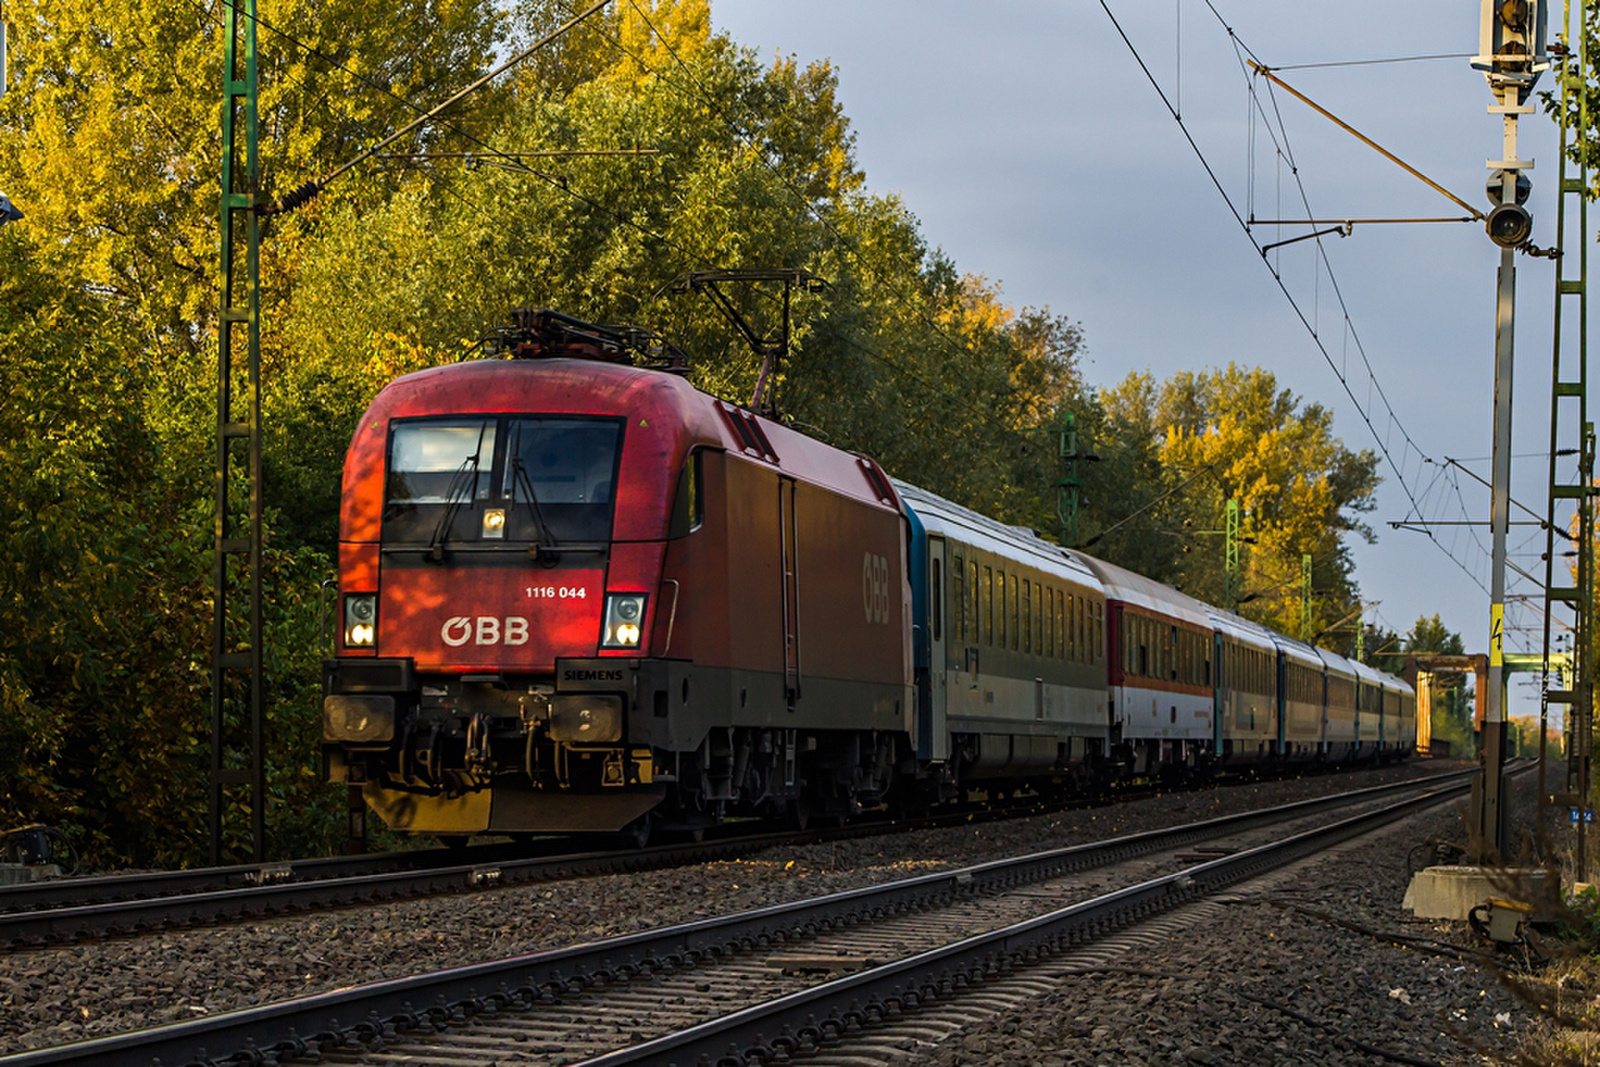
[[1102, 0, 1492, 597]]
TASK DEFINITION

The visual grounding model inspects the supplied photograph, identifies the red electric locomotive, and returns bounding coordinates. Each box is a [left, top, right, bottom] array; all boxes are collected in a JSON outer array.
[[323, 312, 912, 840]]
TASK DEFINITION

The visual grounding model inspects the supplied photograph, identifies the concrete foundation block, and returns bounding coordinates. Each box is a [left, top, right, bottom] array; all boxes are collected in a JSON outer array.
[[1402, 864, 1553, 921]]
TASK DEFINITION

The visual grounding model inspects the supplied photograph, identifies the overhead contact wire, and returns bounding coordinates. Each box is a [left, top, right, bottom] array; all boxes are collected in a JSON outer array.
[[1103, 0, 1491, 596]]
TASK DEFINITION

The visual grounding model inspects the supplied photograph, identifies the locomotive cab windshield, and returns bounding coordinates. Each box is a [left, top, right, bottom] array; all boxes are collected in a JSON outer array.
[[383, 415, 625, 550]]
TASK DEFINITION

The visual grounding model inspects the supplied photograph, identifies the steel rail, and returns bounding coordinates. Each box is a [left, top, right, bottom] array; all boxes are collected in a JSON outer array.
[[0, 835, 744, 948], [0, 767, 1478, 1067], [0, 764, 1447, 947], [0, 847, 495, 915], [0, 773, 1165, 920], [581, 775, 1488, 1065]]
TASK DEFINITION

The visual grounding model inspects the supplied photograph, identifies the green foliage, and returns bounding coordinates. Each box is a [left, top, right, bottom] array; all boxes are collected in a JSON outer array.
[[0, 0, 1405, 867]]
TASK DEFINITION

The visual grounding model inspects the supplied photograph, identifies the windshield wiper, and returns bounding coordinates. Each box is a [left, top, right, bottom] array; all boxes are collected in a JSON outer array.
[[509, 448, 560, 559], [425, 453, 480, 564]]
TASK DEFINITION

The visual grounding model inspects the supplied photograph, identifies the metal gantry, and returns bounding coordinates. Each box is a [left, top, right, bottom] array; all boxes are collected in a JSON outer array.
[[1541, 0, 1594, 873], [1058, 413, 1083, 545], [213, 0, 265, 864]]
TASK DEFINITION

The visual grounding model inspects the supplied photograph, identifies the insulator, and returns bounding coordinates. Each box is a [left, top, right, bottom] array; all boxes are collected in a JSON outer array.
[[268, 179, 324, 215]]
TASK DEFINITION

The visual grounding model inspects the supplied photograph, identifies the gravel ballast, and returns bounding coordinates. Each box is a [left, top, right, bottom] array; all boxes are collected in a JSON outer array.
[[0, 760, 1525, 1058], [909, 768, 1550, 1066]]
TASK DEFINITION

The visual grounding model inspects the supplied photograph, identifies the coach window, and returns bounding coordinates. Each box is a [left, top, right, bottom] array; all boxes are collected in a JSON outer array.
[[970, 559, 980, 644], [1056, 591, 1066, 660], [997, 568, 1007, 648], [931, 557, 943, 641], [1032, 581, 1041, 655], [1059, 589, 1068, 660], [984, 565, 994, 646], [1036, 585, 1049, 659], [1045, 588, 1055, 659], [1007, 574, 1018, 652], [1021, 580, 1031, 654], [947, 556, 960, 639]]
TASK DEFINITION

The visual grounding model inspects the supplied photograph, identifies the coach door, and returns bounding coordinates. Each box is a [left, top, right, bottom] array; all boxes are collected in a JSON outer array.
[[1212, 632, 1224, 755], [925, 537, 949, 761], [778, 475, 801, 711]]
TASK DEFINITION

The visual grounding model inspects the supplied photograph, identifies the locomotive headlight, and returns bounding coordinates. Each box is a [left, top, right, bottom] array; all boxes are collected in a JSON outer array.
[[344, 594, 377, 648], [601, 593, 647, 649], [482, 508, 506, 539]]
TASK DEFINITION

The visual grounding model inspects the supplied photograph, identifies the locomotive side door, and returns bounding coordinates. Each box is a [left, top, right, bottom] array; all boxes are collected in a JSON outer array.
[[925, 537, 949, 761]]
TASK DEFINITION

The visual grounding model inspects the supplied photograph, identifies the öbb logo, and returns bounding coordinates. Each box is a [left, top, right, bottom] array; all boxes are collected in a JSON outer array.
[[441, 616, 530, 647], [862, 552, 890, 625]]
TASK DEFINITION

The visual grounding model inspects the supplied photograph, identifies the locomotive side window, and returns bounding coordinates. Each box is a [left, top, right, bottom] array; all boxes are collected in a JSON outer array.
[[668, 449, 703, 537], [931, 557, 942, 641]]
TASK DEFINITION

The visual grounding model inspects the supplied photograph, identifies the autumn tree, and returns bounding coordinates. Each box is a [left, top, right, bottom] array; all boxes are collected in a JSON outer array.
[[274, 0, 1088, 541], [0, 0, 1092, 863], [1073, 364, 1380, 648]]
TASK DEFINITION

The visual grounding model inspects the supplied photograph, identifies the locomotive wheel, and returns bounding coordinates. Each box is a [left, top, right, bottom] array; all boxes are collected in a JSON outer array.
[[785, 797, 811, 832], [437, 834, 471, 850]]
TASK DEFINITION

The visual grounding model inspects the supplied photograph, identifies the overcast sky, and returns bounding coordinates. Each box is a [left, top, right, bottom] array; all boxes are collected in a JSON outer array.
[[713, 0, 1585, 719]]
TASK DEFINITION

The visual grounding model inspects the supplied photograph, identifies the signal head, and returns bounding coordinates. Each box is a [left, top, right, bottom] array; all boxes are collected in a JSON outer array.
[[1486, 169, 1531, 206], [1486, 203, 1533, 249]]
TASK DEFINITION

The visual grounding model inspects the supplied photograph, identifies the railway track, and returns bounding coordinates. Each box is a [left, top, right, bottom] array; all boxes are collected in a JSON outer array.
[[0, 766, 1485, 1067], [0, 763, 1400, 950]]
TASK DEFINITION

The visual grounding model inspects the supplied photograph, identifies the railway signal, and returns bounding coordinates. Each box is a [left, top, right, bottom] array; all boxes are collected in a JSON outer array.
[[1468, 0, 1547, 865]]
